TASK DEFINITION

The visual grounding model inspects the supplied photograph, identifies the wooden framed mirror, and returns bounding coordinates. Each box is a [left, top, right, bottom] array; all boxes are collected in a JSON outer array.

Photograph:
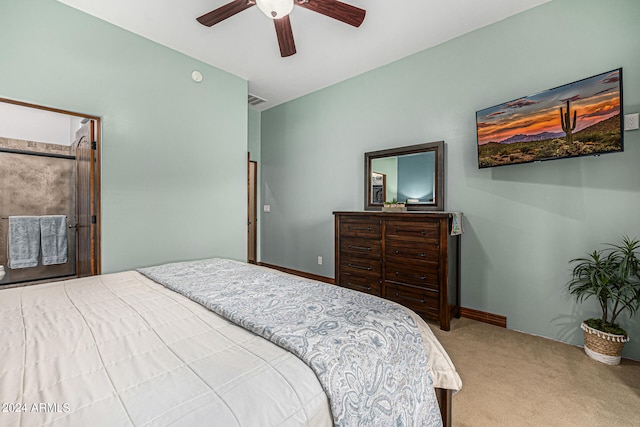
[[364, 141, 444, 211]]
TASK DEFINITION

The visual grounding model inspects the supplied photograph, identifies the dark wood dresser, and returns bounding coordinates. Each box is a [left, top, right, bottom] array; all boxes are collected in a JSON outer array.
[[334, 211, 461, 330]]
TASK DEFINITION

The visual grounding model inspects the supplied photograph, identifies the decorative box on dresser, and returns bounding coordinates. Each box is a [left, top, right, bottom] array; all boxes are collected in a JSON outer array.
[[334, 211, 461, 331]]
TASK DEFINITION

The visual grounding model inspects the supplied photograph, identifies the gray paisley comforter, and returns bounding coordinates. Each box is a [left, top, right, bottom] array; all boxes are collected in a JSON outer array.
[[138, 258, 442, 427]]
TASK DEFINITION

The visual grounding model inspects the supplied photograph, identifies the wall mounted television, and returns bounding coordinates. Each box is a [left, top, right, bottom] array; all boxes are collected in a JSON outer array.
[[476, 68, 623, 168]]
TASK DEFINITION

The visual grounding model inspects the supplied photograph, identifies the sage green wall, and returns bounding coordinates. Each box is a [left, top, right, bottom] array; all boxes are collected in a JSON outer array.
[[371, 156, 398, 202], [261, 0, 640, 359], [1, 0, 248, 272]]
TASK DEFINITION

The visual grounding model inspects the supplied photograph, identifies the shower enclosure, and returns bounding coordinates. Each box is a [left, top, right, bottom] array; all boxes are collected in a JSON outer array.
[[0, 141, 77, 284]]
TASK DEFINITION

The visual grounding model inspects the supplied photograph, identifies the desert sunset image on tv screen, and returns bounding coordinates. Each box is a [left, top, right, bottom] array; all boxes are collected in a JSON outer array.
[[476, 69, 622, 168]]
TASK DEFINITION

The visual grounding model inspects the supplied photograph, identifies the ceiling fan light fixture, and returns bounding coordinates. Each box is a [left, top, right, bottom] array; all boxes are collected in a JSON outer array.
[[255, 0, 294, 19]]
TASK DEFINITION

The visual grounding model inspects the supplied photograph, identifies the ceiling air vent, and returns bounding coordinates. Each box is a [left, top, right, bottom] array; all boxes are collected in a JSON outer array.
[[248, 93, 267, 106]]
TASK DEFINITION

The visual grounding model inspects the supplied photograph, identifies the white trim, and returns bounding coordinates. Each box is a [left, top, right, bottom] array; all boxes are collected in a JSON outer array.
[[584, 346, 622, 365], [581, 322, 629, 343]]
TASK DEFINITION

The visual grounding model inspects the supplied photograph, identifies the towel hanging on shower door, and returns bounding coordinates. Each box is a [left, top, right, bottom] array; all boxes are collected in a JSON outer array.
[[7, 216, 41, 269], [40, 215, 68, 265]]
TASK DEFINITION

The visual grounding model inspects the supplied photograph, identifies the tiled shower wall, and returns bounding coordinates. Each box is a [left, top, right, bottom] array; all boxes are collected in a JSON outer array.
[[0, 137, 76, 284]]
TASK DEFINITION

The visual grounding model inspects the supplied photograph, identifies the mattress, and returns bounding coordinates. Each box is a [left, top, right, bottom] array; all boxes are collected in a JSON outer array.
[[0, 265, 460, 426]]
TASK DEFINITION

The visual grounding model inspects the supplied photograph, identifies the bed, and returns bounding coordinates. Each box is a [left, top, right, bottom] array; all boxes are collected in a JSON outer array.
[[0, 258, 461, 426]]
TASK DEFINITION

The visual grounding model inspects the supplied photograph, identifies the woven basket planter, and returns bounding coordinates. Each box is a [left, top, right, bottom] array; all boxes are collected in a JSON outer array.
[[581, 322, 629, 365]]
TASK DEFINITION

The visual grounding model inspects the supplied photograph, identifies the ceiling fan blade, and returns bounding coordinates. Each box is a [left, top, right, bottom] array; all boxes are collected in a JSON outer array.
[[197, 0, 256, 27], [274, 15, 296, 57], [295, 0, 365, 27]]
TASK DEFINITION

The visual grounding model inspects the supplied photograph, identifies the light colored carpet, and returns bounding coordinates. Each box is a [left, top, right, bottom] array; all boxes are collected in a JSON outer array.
[[430, 318, 640, 427]]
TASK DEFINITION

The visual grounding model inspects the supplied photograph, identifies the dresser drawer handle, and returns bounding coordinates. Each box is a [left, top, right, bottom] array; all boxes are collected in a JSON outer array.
[[394, 292, 426, 304], [394, 249, 426, 257], [395, 271, 426, 280], [348, 263, 373, 271], [347, 283, 372, 292], [349, 226, 373, 231], [395, 227, 427, 235], [349, 245, 373, 251]]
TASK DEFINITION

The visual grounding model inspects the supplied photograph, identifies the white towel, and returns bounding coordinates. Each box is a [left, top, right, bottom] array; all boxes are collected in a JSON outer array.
[[7, 216, 41, 269], [450, 212, 464, 236], [40, 215, 68, 266]]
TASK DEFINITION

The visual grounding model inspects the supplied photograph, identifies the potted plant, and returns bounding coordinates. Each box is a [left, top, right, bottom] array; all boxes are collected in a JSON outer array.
[[566, 236, 640, 365]]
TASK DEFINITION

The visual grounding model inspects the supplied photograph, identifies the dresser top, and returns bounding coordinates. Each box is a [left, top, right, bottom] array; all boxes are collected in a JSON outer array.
[[333, 211, 462, 218]]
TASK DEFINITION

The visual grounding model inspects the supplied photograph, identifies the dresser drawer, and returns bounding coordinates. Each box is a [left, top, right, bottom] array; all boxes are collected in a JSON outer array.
[[340, 237, 382, 260], [340, 256, 382, 279], [339, 218, 382, 239], [384, 283, 439, 319], [384, 261, 439, 291], [385, 241, 439, 263], [338, 271, 382, 296], [385, 220, 439, 242]]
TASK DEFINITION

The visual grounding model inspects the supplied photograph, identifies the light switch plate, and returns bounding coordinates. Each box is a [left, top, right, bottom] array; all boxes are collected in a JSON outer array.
[[263, 205, 271, 212], [624, 113, 639, 131]]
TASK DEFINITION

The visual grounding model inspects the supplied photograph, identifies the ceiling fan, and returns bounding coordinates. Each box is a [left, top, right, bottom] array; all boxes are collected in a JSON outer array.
[[196, 0, 366, 57]]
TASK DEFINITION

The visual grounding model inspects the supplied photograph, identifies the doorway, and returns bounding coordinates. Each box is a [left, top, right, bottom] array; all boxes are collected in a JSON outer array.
[[248, 156, 257, 264], [0, 97, 101, 286]]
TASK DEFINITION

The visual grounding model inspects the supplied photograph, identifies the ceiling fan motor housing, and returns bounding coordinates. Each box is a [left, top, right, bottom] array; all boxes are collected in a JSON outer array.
[[256, 0, 294, 19]]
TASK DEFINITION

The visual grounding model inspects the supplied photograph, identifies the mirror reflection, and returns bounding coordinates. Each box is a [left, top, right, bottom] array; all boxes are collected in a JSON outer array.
[[364, 141, 444, 211], [370, 151, 436, 205]]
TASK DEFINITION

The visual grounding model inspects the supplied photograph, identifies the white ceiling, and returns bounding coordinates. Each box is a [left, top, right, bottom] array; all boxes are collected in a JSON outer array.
[[57, 0, 551, 111]]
